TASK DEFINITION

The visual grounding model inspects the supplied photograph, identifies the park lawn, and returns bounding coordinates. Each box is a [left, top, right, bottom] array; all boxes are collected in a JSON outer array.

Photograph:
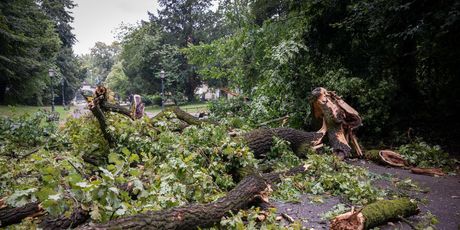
[[0, 105, 75, 119]]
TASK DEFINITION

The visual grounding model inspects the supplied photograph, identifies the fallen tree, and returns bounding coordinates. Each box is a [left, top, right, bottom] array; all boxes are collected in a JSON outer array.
[[85, 87, 364, 160], [243, 87, 363, 159], [1, 86, 429, 230]]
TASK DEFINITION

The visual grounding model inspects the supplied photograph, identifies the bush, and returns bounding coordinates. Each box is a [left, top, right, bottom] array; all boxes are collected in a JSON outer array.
[[0, 110, 58, 155]]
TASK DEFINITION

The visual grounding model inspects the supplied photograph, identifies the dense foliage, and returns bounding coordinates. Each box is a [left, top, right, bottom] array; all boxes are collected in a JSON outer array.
[[0, 0, 84, 105], [398, 139, 459, 170], [186, 0, 460, 148]]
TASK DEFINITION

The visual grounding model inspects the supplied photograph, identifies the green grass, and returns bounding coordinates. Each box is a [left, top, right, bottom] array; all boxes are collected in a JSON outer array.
[[0, 102, 209, 121], [144, 102, 210, 114], [0, 105, 75, 120]]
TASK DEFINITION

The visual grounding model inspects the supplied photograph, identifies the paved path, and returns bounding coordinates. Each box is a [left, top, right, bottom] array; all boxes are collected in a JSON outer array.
[[274, 160, 460, 229]]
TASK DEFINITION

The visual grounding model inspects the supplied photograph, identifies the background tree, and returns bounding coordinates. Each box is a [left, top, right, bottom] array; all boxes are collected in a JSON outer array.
[[0, 0, 61, 105], [119, 22, 182, 98], [150, 0, 224, 101], [40, 0, 84, 105], [89, 42, 121, 82]]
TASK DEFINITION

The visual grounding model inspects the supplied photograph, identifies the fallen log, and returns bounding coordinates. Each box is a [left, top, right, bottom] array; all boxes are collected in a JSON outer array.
[[40, 207, 89, 230], [100, 102, 133, 119], [330, 198, 419, 230], [0, 202, 42, 227], [77, 164, 310, 230]]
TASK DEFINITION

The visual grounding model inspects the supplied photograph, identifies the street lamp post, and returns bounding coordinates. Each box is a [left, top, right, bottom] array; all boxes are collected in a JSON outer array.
[[61, 78, 65, 107], [160, 70, 165, 110], [48, 68, 55, 112]]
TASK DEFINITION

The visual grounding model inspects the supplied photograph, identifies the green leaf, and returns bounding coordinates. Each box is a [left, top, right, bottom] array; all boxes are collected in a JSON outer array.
[[48, 193, 62, 201], [121, 147, 131, 156]]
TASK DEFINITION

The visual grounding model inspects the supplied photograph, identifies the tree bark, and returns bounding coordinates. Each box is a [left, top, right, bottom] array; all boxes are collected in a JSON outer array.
[[330, 198, 419, 230], [310, 87, 363, 157], [243, 127, 325, 159], [0, 202, 42, 227], [77, 164, 310, 230], [89, 104, 116, 148], [40, 207, 89, 230], [100, 102, 133, 119]]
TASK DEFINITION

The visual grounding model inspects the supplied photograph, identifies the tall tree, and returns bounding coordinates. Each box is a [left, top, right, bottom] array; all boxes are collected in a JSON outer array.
[[0, 0, 61, 104], [151, 0, 221, 101], [90, 42, 120, 82], [40, 0, 83, 104], [119, 22, 182, 97]]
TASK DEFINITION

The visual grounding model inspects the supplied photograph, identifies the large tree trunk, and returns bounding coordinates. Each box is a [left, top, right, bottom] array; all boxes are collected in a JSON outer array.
[[244, 127, 325, 158], [78, 164, 310, 230]]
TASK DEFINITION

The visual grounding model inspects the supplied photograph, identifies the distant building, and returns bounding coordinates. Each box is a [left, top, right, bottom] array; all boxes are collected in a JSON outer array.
[[195, 84, 221, 101]]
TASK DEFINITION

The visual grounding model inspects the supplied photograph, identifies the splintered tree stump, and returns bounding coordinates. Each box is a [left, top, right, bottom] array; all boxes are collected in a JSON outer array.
[[330, 198, 419, 230], [0, 202, 42, 227], [243, 128, 325, 158], [40, 208, 89, 230], [310, 87, 363, 157], [78, 164, 310, 230]]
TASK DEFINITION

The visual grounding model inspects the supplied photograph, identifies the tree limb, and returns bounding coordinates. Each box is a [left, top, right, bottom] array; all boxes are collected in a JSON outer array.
[[77, 164, 310, 230]]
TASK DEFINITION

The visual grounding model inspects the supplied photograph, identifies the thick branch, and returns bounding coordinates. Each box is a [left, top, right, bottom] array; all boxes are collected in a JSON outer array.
[[100, 102, 133, 119], [89, 104, 116, 148], [0, 202, 42, 227], [153, 106, 217, 126], [78, 164, 310, 230], [330, 198, 419, 230]]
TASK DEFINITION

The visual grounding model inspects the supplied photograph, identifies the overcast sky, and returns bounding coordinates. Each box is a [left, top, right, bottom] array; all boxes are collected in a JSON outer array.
[[72, 0, 158, 55]]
